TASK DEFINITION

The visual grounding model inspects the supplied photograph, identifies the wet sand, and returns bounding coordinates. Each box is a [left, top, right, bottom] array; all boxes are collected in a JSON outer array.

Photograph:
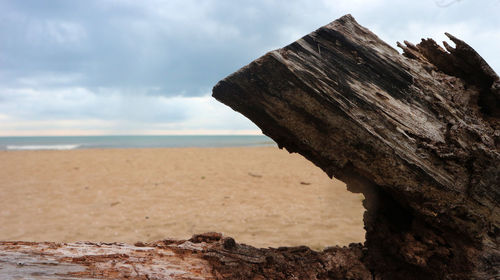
[[0, 147, 365, 250]]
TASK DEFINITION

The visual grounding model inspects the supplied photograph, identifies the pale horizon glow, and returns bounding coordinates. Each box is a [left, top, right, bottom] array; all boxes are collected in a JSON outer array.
[[0, 130, 263, 137]]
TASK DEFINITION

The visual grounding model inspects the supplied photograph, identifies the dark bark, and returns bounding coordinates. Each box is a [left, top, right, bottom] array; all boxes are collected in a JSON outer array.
[[213, 14, 499, 279]]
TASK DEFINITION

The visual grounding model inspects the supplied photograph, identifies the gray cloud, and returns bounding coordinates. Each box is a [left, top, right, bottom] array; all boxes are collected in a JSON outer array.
[[0, 0, 499, 135]]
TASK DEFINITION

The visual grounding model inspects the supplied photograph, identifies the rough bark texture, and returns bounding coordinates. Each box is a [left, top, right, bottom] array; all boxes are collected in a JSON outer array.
[[0, 233, 370, 279], [212, 14, 499, 280]]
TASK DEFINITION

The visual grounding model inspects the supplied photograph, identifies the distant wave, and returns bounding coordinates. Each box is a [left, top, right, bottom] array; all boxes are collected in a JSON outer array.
[[6, 144, 81, 150], [256, 141, 277, 146]]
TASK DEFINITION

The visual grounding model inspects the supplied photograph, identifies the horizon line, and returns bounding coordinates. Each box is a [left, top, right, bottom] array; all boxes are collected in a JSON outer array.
[[0, 130, 263, 137]]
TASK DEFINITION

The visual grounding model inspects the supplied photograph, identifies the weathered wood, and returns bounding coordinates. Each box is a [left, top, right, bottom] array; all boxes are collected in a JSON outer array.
[[0, 233, 370, 279], [213, 14, 499, 279], [0, 239, 214, 279]]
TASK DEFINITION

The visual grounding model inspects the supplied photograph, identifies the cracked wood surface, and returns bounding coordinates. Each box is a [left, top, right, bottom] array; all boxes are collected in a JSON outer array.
[[0, 233, 369, 279], [213, 14, 499, 279], [0, 239, 213, 279]]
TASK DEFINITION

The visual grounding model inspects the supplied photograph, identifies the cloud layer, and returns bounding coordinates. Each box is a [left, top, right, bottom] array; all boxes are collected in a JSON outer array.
[[1, 0, 499, 135]]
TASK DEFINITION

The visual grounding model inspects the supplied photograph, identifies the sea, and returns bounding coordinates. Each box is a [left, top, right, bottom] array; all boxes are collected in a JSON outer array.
[[0, 135, 276, 151]]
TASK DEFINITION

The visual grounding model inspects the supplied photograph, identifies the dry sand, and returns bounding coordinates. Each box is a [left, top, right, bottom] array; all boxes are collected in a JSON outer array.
[[0, 147, 365, 250]]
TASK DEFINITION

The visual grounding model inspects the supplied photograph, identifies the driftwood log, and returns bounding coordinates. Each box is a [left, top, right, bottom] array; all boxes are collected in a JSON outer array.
[[1, 15, 498, 280], [0, 233, 370, 279], [213, 14, 499, 279]]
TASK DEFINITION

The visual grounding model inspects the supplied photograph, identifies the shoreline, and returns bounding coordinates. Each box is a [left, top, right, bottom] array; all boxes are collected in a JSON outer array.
[[0, 146, 365, 250], [0, 135, 276, 151], [1, 144, 277, 151]]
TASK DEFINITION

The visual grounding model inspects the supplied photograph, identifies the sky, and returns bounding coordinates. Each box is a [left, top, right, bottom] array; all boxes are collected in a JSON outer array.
[[0, 0, 499, 136]]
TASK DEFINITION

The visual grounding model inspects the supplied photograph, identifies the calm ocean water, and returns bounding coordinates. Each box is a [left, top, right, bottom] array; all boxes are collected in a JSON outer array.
[[0, 135, 276, 150]]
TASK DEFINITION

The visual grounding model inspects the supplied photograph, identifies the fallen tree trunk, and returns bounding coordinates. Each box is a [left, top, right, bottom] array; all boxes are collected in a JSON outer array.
[[213, 14, 499, 279], [0, 233, 370, 279]]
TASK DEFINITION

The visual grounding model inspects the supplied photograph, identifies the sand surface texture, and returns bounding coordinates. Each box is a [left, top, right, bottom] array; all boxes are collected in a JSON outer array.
[[0, 147, 364, 250]]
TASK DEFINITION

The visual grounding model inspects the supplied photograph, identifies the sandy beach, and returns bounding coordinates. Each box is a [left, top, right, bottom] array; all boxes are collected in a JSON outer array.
[[0, 147, 365, 250]]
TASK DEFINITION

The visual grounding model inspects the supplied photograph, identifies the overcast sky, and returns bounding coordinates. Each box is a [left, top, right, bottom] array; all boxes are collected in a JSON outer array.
[[1, 0, 499, 136]]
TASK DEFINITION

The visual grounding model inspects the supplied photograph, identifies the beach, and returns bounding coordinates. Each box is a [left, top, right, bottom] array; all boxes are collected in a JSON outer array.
[[0, 146, 365, 250]]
